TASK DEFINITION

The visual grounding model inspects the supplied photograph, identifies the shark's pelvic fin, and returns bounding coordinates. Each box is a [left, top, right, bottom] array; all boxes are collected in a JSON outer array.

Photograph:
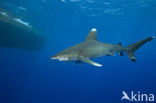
[[117, 42, 122, 46], [75, 60, 83, 64], [126, 36, 155, 62], [79, 56, 102, 67], [85, 28, 97, 41]]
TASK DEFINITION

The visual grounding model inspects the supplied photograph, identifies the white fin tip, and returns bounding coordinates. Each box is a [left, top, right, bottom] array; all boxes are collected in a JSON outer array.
[[91, 28, 97, 32], [93, 63, 102, 67]]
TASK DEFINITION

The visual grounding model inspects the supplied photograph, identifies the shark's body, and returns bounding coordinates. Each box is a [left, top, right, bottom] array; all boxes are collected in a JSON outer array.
[[51, 28, 154, 67]]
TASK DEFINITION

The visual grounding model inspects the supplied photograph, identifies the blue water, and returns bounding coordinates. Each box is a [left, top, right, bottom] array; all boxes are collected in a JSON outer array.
[[0, 0, 156, 103]]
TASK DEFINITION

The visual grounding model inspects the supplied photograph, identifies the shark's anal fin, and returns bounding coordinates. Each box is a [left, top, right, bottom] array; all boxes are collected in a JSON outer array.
[[120, 52, 124, 56], [79, 56, 102, 67]]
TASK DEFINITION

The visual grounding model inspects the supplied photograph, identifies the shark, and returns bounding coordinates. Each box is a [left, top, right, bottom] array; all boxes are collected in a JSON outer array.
[[51, 28, 155, 67]]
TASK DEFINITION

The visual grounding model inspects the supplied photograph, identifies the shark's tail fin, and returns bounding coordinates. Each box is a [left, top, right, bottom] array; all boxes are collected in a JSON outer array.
[[126, 36, 155, 62]]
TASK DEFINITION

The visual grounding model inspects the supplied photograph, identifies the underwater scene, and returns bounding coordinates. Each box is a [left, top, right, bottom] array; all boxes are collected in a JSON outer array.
[[0, 0, 156, 103]]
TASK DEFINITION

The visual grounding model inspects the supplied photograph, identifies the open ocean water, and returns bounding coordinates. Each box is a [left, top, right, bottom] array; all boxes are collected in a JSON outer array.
[[0, 0, 156, 103]]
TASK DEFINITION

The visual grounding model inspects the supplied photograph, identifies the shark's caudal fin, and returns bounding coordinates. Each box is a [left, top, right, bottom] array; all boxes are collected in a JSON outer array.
[[126, 36, 155, 62]]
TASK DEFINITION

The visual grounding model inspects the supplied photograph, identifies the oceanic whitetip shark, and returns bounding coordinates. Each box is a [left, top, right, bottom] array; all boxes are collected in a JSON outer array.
[[51, 28, 155, 67]]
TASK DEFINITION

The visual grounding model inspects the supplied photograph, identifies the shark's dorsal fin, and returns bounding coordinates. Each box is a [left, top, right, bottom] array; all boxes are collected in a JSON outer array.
[[85, 28, 97, 41]]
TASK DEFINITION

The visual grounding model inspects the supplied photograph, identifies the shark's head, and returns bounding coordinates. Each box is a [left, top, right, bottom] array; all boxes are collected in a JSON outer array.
[[51, 51, 79, 61]]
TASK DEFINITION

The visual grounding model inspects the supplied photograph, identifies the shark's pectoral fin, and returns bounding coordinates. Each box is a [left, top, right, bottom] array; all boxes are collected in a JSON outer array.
[[79, 57, 102, 67]]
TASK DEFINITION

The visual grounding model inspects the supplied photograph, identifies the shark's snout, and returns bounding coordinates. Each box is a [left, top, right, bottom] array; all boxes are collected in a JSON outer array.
[[51, 55, 69, 61]]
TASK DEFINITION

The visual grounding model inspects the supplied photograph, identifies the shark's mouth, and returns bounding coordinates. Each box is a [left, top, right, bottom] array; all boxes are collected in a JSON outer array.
[[57, 57, 69, 61], [51, 55, 78, 61]]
